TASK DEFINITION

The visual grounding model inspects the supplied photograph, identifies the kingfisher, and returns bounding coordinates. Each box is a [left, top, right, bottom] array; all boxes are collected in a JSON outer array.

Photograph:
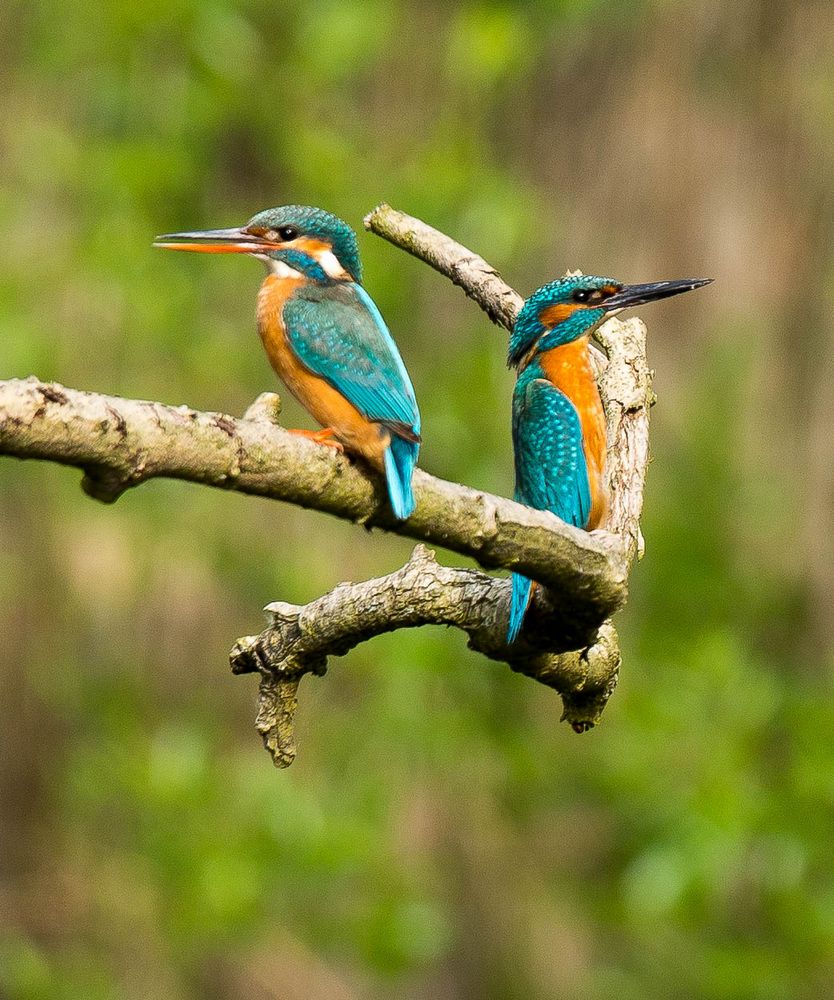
[[507, 274, 712, 644], [154, 206, 421, 519]]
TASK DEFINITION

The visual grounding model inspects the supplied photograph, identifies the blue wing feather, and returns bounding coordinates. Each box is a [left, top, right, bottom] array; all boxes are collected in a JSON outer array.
[[282, 281, 420, 518], [282, 282, 420, 436], [507, 371, 591, 642], [512, 375, 591, 526]]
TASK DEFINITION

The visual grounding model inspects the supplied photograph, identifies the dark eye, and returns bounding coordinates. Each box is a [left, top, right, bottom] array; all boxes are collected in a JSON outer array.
[[276, 225, 299, 241], [573, 287, 605, 304]]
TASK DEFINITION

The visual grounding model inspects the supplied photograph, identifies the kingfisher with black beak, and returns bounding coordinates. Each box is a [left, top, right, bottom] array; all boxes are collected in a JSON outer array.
[[155, 206, 421, 519], [507, 274, 712, 643]]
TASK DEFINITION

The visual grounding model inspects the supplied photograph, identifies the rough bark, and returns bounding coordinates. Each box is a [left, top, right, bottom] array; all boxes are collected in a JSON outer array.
[[0, 377, 626, 611], [231, 545, 622, 765], [364, 203, 525, 330]]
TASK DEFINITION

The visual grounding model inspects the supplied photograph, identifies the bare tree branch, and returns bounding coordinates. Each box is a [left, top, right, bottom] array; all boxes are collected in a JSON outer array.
[[0, 377, 626, 617], [231, 546, 621, 766], [364, 203, 525, 330]]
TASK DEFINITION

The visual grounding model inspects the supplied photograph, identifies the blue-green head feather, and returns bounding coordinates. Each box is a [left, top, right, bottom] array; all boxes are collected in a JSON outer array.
[[246, 205, 363, 283], [508, 275, 618, 368], [508, 273, 715, 368]]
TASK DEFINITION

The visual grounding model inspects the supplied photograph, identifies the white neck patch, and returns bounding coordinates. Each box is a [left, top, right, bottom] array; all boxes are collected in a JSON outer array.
[[315, 249, 349, 279], [263, 256, 303, 279]]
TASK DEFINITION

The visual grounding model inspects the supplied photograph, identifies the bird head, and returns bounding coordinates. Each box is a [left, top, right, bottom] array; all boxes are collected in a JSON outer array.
[[154, 205, 362, 283], [508, 274, 713, 368]]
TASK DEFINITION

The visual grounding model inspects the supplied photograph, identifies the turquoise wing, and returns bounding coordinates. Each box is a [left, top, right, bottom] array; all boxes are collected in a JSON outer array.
[[512, 375, 591, 527], [282, 282, 420, 438], [507, 373, 590, 643]]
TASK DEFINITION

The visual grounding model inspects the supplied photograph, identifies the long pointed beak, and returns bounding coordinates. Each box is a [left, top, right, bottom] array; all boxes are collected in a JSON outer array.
[[153, 227, 280, 254], [603, 277, 713, 311]]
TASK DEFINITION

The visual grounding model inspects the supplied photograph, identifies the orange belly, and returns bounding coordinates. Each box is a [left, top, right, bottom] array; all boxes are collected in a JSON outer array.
[[256, 275, 389, 469], [539, 336, 608, 529]]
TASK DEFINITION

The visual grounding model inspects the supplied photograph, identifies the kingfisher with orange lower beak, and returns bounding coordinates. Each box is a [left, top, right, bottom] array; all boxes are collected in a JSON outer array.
[[154, 206, 421, 519], [507, 274, 712, 644]]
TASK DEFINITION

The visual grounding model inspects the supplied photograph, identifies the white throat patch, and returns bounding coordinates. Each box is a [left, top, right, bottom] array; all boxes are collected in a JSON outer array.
[[264, 257, 303, 279]]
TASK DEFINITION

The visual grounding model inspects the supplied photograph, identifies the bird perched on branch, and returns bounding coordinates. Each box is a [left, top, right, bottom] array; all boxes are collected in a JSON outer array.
[[155, 206, 421, 519], [507, 274, 712, 643]]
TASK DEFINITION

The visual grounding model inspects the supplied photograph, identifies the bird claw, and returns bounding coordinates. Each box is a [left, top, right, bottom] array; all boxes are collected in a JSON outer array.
[[289, 427, 345, 453]]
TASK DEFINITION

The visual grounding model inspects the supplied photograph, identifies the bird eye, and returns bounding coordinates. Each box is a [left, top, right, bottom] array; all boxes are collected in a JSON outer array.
[[276, 225, 299, 241], [573, 288, 608, 304]]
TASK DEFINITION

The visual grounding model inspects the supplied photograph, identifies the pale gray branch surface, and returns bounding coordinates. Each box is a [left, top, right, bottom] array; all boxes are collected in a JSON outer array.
[[0, 377, 626, 619], [365, 203, 525, 329]]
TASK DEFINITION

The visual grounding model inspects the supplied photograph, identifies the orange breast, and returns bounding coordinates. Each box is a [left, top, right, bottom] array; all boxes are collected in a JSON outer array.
[[539, 336, 608, 529], [256, 275, 389, 469]]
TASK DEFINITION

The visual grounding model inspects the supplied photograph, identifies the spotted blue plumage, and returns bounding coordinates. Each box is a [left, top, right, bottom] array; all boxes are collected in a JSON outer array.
[[282, 279, 421, 518], [508, 358, 592, 645]]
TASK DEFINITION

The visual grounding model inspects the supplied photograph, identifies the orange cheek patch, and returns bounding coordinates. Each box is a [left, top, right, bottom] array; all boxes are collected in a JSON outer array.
[[539, 302, 580, 327], [294, 236, 332, 255]]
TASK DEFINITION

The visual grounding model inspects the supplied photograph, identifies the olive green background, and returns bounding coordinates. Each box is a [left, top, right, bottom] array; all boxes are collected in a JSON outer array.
[[2, 2, 833, 998]]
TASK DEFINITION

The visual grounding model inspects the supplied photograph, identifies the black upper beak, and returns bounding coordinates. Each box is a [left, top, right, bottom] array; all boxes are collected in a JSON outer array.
[[603, 277, 713, 311]]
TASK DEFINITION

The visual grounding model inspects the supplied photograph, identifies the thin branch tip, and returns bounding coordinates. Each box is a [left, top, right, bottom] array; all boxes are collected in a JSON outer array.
[[362, 203, 390, 229]]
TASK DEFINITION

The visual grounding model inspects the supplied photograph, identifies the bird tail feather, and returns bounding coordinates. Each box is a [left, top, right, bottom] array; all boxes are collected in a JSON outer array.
[[383, 433, 418, 520], [507, 574, 535, 644]]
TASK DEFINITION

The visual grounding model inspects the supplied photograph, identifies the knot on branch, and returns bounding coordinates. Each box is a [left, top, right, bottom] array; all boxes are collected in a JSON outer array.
[[243, 392, 283, 422]]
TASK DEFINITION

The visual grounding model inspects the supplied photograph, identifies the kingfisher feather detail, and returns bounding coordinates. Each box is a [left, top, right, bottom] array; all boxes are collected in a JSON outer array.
[[154, 206, 421, 519], [507, 274, 712, 644]]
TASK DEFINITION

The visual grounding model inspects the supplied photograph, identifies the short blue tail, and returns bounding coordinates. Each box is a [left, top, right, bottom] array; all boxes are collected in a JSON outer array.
[[383, 434, 419, 520], [507, 573, 534, 644]]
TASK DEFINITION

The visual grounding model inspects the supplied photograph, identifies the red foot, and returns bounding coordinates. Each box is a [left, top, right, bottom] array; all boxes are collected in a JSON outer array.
[[289, 427, 345, 453]]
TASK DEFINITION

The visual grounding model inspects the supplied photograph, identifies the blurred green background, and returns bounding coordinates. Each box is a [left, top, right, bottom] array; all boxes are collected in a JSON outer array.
[[2, 1, 834, 997]]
